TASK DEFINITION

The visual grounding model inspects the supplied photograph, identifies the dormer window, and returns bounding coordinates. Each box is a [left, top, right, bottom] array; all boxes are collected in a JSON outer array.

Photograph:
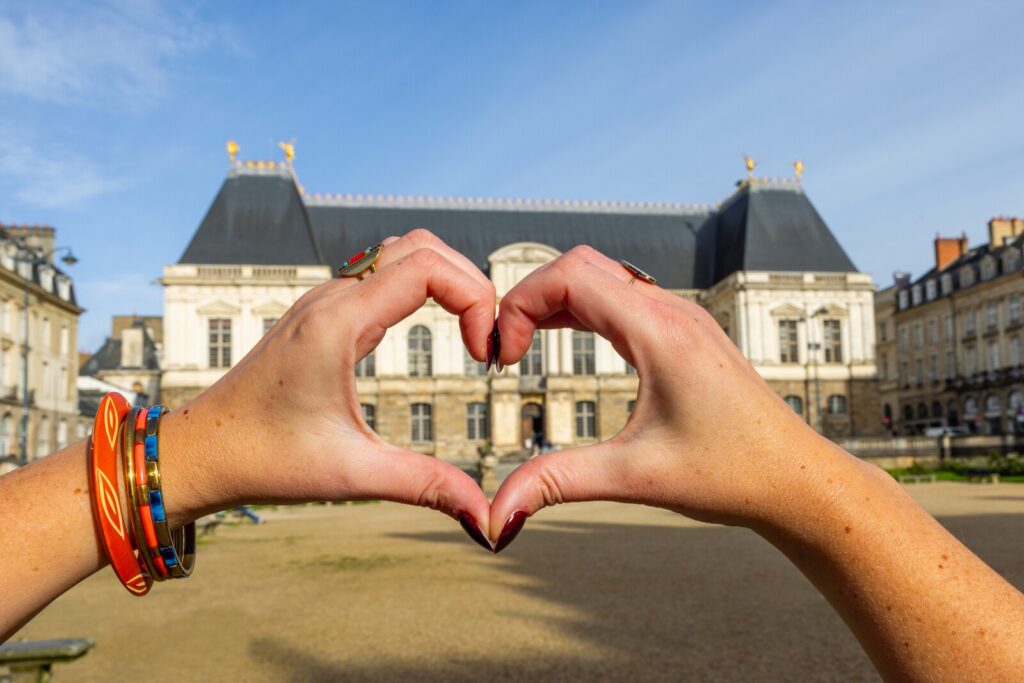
[[940, 273, 954, 295], [960, 266, 975, 288], [911, 285, 922, 306], [1004, 248, 1020, 273], [981, 258, 997, 281], [898, 290, 910, 310], [55, 275, 71, 301], [925, 280, 937, 301], [38, 266, 54, 292]]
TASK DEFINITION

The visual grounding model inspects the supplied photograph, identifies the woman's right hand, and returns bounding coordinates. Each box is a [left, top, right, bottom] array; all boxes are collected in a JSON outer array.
[[488, 245, 847, 546]]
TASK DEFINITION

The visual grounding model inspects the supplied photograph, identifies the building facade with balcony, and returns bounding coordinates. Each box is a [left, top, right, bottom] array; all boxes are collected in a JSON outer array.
[[0, 224, 86, 464], [881, 218, 1024, 434], [161, 152, 878, 462]]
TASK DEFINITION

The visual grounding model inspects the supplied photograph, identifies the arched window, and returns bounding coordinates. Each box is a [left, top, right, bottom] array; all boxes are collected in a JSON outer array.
[[575, 401, 597, 438], [361, 404, 375, 431], [964, 397, 978, 417], [410, 403, 432, 441], [408, 326, 432, 377], [917, 403, 928, 420], [520, 331, 544, 377], [355, 351, 375, 378], [784, 395, 804, 415], [827, 395, 847, 415], [572, 331, 595, 375], [466, 402, 488, 440], [931, 402, 943, 419]]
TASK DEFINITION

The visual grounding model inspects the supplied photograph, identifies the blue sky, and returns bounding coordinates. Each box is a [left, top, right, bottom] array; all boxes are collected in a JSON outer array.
[[1, 0, 1022, 351]]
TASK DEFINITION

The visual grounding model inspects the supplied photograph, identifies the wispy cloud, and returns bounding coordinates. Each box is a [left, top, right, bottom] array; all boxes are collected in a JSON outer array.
[[0, 128, 126, 209], [0, 0, 228, 109]]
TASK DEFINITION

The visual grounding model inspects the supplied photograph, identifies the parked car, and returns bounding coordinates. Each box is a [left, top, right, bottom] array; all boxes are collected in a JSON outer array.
[[924, 426, 970, 437]]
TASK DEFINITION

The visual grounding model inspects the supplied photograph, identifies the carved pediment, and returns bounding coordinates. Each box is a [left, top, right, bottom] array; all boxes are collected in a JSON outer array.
[[770, 303, 805, 318], [818, 303, 848, 318], [253, 300, 290, 317], [489, 242, 561, 267], [197, 300, 241, 316]]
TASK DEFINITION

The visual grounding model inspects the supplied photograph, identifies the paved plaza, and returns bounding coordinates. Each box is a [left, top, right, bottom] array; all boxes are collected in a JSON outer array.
[[14, 483, 1024, 682]]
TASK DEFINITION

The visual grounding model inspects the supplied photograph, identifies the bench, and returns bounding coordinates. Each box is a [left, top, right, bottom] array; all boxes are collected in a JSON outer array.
[[965, 471, 1000, 484], [898, 473, 937, 484], [0, 638, 94, 682]]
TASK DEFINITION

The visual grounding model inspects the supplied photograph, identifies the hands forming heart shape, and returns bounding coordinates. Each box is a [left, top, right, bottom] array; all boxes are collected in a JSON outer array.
[[157, 228, 822, 553]]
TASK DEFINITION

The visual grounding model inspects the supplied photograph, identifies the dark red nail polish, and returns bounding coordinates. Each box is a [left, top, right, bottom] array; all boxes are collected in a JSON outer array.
[[485, 319, 497, 371], [494, 511, 527, 554], [459, 512, 493, 552], [492, 323, 503, 372]]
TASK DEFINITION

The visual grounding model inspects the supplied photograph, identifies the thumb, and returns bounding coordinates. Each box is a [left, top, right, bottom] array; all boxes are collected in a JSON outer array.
[[352, 443, 493, 552], [488, 440, 632, 552]]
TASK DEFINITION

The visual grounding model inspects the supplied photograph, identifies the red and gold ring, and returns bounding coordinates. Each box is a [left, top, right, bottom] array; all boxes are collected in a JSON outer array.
[[89, 392, 151, 596], [336, 243, 383, 280]]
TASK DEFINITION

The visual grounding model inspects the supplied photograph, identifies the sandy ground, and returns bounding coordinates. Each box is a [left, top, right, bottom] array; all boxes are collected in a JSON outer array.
[[12, 483, 1024, 682]]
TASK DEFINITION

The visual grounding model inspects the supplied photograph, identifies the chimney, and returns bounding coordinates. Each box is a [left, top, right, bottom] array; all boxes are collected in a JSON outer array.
[[1, 225, 56, 260], [934, 233, 967, 271], [988, 217, 1024, 247], [120, 327, 145, 369]]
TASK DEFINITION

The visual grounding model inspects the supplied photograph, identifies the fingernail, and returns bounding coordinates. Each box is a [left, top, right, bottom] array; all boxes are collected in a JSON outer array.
[[493, 323, 503, 373], [459, 512, 494, 552], [493, 511, 527, 554], [486, 319, 497, 371]]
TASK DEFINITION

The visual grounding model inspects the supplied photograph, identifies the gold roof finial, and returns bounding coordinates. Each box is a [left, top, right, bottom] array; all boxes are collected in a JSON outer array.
[[278, 140, 295, 164], [793, 159, 804, 180], [226, 139, 239, 162], [743, 155, 756, 179]]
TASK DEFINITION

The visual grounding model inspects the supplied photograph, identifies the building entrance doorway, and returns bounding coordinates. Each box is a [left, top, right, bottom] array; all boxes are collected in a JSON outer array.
[[521, 402, 545, 451]]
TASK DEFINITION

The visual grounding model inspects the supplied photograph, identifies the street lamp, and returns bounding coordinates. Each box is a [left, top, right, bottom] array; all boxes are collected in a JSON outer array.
[[800, 307, 829, 434], [14, 245, 78, 465]]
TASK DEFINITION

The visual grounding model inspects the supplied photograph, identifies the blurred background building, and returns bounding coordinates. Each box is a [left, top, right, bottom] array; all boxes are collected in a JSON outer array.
[[878, 218, 1024, 435], [151, 146, 879, 463], [0, 224, 85, 469]]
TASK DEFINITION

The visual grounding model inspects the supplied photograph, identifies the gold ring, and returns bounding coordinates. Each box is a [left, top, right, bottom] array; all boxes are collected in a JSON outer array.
[[337, 243, 383, 279], [620, 260, 656, 286]]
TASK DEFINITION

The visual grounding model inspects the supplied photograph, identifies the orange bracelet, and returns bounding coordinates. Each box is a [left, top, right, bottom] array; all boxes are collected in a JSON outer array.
[[89, 393, 151, 596]]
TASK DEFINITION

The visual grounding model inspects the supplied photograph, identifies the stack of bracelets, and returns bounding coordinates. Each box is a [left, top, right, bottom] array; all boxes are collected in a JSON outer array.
[[88, 392, 196, 595]]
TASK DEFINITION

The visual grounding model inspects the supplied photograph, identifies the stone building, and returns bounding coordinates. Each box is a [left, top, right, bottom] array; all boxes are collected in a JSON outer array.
[[0, 224, 87, 463], [79, 315, 162, 405], [880, 218, 1024, 434], [161, 151, 878, 463]]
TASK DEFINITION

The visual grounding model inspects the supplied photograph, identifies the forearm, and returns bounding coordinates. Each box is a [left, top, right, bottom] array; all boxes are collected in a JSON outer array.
[[0, 442, 105, 640], [758, 437, 1024, 682]]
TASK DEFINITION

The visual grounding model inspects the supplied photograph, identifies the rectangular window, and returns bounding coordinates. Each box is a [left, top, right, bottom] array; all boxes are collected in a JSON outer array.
[[989, 341, 999, 371], [464, 349, 487, 376], [965, 311, 975, 334], [879, 353, 888, 380], [208, 319, 231, 368], [575, 401, 596, 438], [823, 320, 843, 363], [1010, 337, 1021, 367], [60, 326, 69, 355], [263, 318, 278, 336], [912, 324, 923, 347], [778, 320, 799, 364], [572, 331, 596, 375], [410, 403, 432, 442], [466, 402, 488, 440], [944, 315, 953, 339], [914, 358, 923, 383], [987, 303, 998, 330], [945, 350, 955, 379], [355, 352, 375, 378], [520, 331, 544, 377], [1011, 298, 1021, 325], [900, 361, 909, 383], [361, 404, 375, 431], [877, 322, 887, 342], [927, 320, 937, 344], [965, 347, 976, 375], [928, 355, 937, 380], [898, 325, 908, 351]]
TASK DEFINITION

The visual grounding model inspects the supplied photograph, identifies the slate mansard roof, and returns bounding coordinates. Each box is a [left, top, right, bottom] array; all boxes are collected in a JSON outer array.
[[179, 165, 858, 289]]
